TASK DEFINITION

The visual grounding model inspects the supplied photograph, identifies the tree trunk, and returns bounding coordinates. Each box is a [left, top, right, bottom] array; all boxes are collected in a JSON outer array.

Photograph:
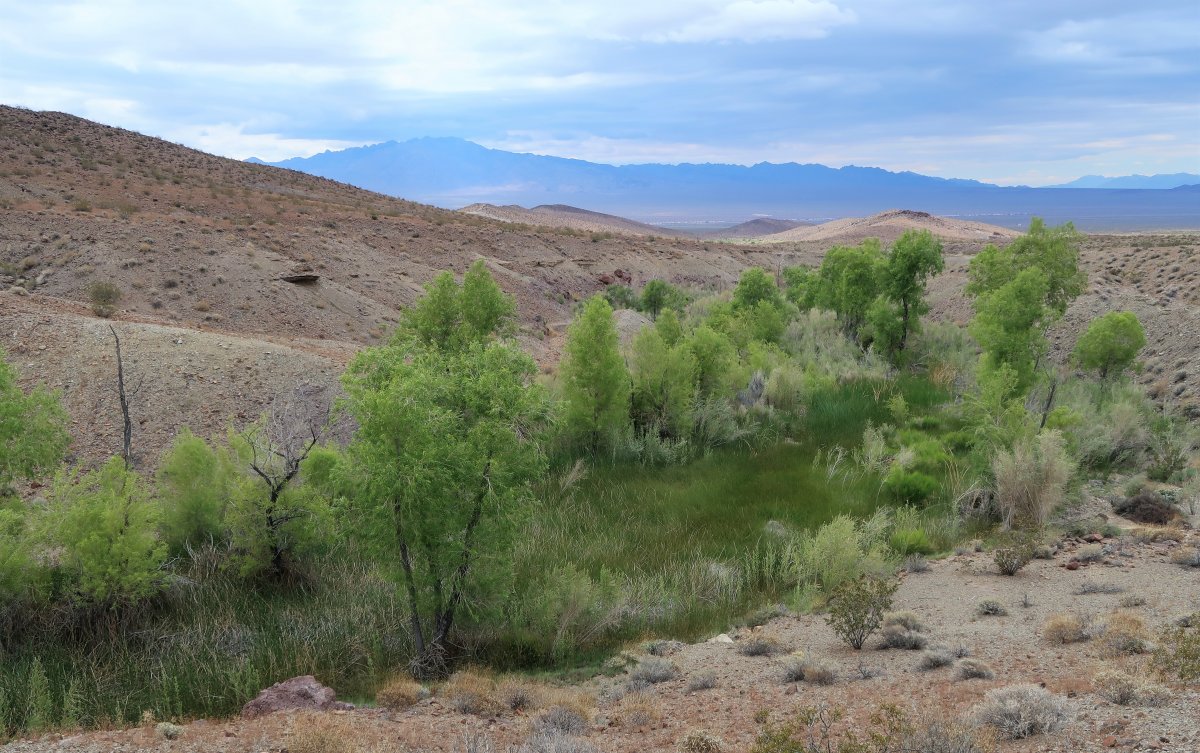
[[898, 299, 911, 352], [430, 461, 492, 654], [1039, 378, 1058, 430], [109, 326, 133, 468]]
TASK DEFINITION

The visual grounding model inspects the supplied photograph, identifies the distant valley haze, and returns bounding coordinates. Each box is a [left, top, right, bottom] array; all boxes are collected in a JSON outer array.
[[253, 138, 1200, 231]]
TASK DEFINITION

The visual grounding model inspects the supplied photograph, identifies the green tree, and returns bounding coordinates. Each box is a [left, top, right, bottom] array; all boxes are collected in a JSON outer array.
[[156, 428, 230, 554], [969, 268, 1051, 394], [0, 508, 43, 610], [0, 350, 70, 495], [639, 279, 672, 320], [967, 218, 1086, 317], [687, 325, 737, 398], [782, 265, 816, 310], [880, 230, 943, 353], [814, 240, 885, 339], [402, 260, 515, 350], [1072, 311, 1145, 382], [40, 457, 165, 607], [629, 327, 697, 436], [654, 308, 684, 347], [341, 336, 549, 676], [559, 296, 631, 453], [732, 267, 783, 311]]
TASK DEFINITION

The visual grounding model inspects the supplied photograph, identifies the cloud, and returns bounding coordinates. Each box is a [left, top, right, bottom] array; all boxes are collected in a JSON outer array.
[[636, 1, 856, 43], [163, 123, 369, 162]]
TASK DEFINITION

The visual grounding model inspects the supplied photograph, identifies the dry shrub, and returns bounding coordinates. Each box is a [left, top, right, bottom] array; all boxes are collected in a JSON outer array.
[[976, 600, 1008, 617], [1093, 669, 1171, 707], [882, 623, 928, 650], [288, 713, 362, 753], [919, 648, 956, 671], [1169, 546, 1200, 568], [685, 671, 717, 692], [737, 636, 784, 657], [904, 715, 997, 753], [1114, 491, 1179, 525], [532, 705, 590, 737], [801, 659, 836, 686], [957, 658, 995, 680], [628, 657, 679, 687], [1075, 543, 1105, 562], [376, 675, 428, 710], [518, 731, 600, 753], [1101, 612, 1149, 656], [1152, 614, 1200, 681], [1129, 525, 1184, 543], [616, 693, 662, 730], [883, 611, 925, 632], [993, 542, 1033, 576], [1043, 614, 1087, 645], [992, 431, 1072, 529], [972, 684, 1068, 739], [677, 730, 725, 753], [498, 677, 539, 713], [443, 669, 503, 717]]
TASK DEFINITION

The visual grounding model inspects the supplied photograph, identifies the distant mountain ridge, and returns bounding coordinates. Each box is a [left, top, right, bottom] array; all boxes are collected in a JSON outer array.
[[255, 138, 1200, 231], [1049, 173, 1200, 189]]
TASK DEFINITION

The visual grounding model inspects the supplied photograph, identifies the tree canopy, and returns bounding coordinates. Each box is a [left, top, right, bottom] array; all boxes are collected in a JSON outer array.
[[1073, 311, 1145, 381], [559, 296, 631, 453], [0, 350, 70, 494]]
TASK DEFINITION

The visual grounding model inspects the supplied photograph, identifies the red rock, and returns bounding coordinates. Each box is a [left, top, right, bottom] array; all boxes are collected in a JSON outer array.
[[1085, 533, 1104, 543], [1102, 735, 1117, 747], [241, 675, 354, 718], [1066, 561, 1081, 570]]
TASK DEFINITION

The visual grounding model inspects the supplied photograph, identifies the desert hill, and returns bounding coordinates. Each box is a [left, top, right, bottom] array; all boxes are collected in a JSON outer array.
[[3, 106, 1200, 469], [757, 209, 1019, 246], [695, 217, 811, 240], [458, 203, 686, 237]]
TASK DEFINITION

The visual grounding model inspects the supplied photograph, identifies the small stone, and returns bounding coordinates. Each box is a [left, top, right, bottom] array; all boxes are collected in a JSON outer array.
[[1102, 735, 1117, 748], [1066, 561, 1081, 570]]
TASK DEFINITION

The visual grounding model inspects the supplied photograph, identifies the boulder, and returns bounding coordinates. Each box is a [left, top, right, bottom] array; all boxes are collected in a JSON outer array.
[[241, 675, 354, 718]]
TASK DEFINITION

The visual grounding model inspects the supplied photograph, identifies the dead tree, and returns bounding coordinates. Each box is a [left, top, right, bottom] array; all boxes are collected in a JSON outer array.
[[109, 326, 142, 468], [242, 384, 333, 579]]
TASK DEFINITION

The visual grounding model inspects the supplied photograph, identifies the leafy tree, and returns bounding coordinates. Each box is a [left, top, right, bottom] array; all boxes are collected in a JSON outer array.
[[603, 284, 638, 310], [639, 279, 672, 320], [629, 327, 697, 436], [40, 457, 165, 607], [559, 296, 631, 453], [461, 260, 516, 341], [967, 218, 1086, 317], [0, 350, 70, 495], [402, 260, 514, 350], [814, 240, 885, 339], [732, 267, 782, 311], [1072, 311, 1145, 382], [0, 507, 42, 609], [880, 230, 943, 353], [865, 295, 904, 356], [687, 325, 737, 398], [654, 308, 684, 347], [157, 428, 230, 554], [341, 336, 549, 676], [781, 265, 816, 309], [739, 299, 787, 344], [969, 268, 1051, 394]]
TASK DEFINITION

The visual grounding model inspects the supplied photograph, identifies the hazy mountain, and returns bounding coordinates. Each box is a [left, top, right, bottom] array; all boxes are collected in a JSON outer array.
[[1049, 173, 1200, 189], [255, 138, 1200, 231]]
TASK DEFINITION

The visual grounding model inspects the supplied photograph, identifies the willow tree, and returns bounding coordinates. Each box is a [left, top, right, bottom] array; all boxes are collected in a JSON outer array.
[[340, 266, 548, 676]]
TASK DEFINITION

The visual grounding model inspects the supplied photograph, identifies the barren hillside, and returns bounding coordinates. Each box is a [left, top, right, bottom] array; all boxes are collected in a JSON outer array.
[[3, 107, 1199, 469], [458, 203, 687, 237], [757, 209, 1019, 246]]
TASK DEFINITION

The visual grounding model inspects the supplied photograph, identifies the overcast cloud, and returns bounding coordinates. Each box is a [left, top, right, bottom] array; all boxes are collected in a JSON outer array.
[[0, 0, 1196, 184]]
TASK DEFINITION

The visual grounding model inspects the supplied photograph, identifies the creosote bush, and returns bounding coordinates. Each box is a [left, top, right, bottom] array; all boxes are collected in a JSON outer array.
[[87, 281, 122, 317], [993, 541, 1033, 576], [825, 576, 899, 650], [1152, 613, 1200, 681], [677, 730, 725, 753]]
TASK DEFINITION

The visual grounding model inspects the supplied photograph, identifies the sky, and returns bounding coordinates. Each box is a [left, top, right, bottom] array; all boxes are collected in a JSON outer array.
[[1, 0, 1197, 186]]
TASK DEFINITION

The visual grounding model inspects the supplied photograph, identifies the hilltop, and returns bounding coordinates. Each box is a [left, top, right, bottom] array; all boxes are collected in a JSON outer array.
[[458, 203, 687, 238]]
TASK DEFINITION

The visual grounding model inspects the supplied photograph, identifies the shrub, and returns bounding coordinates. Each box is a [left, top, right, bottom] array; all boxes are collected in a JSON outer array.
[[376, 675, 428, 710], [1092, 669, 1137, 705], [678, 730, 724, 753], [1043, 614, 1087, 645], [1114, 491, 1179, 525], [1152, 614, 1200, 681], [881, 623, 927, 651], [628, 657, 678, 686], [1074, 581, 1123, 595], [993, 542, 1033, 576], [972, 684, 1068, 739], [902, 716, 997, 753], [957, 658, 995, 680], [802, 660, 836, 686], [443, 670, 503, 716], [1169, 546, 1200, 568], [1075, 544, 1105, 562], [919, 648, 955, 671], [798, 515, 889, 592], [288, 713, 361, 753], [977, 600, 1008, 617], [883, 469, 940, 505], [825, 576, 899, 650], [685, 672, 716, 692], [616, 693, 661, 729], [532, 705, 589, 736], [903, 554, 930, 573], [882, 610, 925, 632], [87, 281, 122, 317], [992, 431, 1073, 529], [1100, 612, 1149, 656], [889, 527, 934, 555], [519, 732, 600, 753], [737, 637, 784, 657], [497, 677, 538, 712]]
